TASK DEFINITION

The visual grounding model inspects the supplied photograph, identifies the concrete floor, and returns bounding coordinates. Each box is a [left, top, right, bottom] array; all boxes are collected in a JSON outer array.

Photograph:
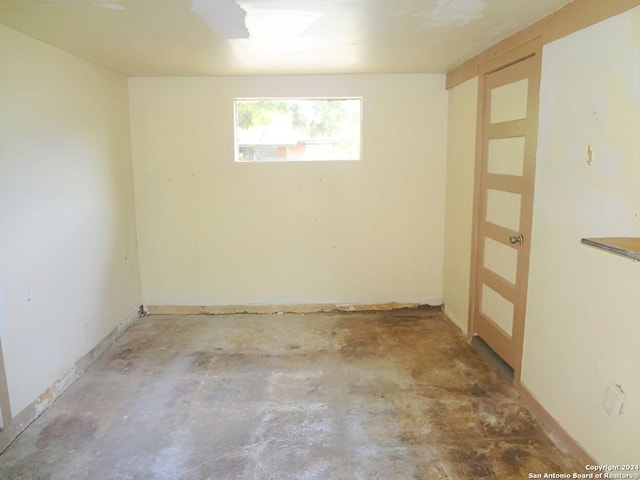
[[0, 308, 581, 479]]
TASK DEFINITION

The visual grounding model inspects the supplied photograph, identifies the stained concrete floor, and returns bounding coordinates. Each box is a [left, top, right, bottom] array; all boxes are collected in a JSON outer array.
[[0, 308, 582, 479]]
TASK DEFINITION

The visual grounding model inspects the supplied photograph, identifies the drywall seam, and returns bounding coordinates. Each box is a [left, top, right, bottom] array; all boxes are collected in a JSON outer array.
[[124, 80, 144, 315]]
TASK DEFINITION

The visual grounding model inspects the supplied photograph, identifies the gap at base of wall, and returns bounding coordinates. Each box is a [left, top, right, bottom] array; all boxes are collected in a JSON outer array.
[[0, 308, 141, 454], [442, 311, 595, 467], [144, 302, 438, 315], [514, 382, 596, 467]]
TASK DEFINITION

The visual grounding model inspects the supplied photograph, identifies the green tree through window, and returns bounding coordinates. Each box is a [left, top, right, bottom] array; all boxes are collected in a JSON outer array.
[[234, 98, 362, 162]]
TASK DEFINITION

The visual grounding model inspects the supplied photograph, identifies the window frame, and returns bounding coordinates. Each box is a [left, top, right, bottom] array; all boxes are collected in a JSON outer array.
[[233, 96, 363, 163]]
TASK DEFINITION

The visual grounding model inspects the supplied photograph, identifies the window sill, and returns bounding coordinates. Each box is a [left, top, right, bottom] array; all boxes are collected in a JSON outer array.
[[581, 237, 640, 261]]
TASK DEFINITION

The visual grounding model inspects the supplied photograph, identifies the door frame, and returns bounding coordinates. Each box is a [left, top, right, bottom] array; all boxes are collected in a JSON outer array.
[[467, 38, 543, 384]]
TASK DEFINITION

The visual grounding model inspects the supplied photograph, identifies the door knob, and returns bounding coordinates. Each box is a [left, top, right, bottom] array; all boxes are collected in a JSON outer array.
[[509, 234, 524, 245]]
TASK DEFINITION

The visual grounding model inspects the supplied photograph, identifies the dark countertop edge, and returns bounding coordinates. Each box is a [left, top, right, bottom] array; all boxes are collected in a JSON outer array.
[[581, 238, 640, 261]]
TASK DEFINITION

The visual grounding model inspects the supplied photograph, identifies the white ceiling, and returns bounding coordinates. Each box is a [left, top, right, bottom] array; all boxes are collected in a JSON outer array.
[[0, 0, 575, 76]]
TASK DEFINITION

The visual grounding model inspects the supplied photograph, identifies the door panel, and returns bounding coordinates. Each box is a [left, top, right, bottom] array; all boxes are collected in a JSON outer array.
[[481, 285, 514, 336], [484, 237, 518, 284], [487, 137, 526, 176], [485, 189, 522, 231], [489, 78, 529, 123], [470, 49, 541, 376]]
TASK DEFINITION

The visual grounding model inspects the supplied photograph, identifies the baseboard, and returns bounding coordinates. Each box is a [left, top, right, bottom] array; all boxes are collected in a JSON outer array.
[[514, 382, 596, 467], [145, 302, 428, 315], [0, 308, 140, 454], [442, 309, 594, 466]]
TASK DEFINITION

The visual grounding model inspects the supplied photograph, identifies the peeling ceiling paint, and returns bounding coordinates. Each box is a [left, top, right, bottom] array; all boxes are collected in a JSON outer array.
[[98, 4, 124, 11], [190, 0, 249, 39], [0, 0, 125, 8], [228, 4, 359, 68], [95, 0, 125, 11], [241, 5, 322, 40], [422, 0, 486, 27], [0, 0, 575, 75]]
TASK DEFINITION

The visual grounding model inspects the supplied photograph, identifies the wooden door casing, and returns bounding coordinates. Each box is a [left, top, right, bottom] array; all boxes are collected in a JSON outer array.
[[468, 40, 542, 382]]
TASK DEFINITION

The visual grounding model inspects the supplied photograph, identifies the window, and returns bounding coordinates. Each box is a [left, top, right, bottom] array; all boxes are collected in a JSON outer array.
[[234, 98, 362, 162]]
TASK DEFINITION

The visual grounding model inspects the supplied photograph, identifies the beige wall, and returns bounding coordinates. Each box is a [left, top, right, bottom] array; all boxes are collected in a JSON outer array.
[[129, 74, 448, 307], [0, 25, 141, 415], [442, 77, 478, 333], [522, 7, 640, 463]]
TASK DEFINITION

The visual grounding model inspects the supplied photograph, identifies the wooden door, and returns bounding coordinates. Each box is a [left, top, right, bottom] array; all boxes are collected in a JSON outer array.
[[470, 45, 541, 379]]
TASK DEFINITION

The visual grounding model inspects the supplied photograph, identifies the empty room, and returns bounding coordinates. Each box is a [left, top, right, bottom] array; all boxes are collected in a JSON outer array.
[[0, 0, 638, 478]]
